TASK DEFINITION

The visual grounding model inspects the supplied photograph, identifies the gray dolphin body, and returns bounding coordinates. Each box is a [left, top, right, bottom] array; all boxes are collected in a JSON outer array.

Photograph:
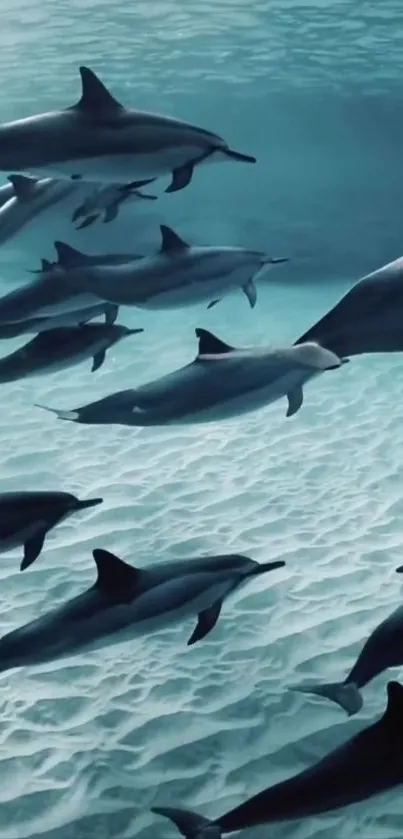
[[152, 681, 403, 837], [0, 271, 105, 324], [0, 322, 143, 381], [0, 548, 285, 670], [295, 256, 403, 357], [36, 328, 346, 427], [0, 175, 84, 246], [71, 179, 157, 229], [0, 173, 156, 242], [0, 248, 144, 325], [0, 491, 102, 571], [0, 67, 256, 193], [0, 303, 117, 339], [49, 225, 289, 311]]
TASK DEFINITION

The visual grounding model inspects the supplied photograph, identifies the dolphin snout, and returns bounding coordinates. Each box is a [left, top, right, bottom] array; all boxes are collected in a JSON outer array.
[[262, 255, 290, 266], [76, 497, 103, 510]]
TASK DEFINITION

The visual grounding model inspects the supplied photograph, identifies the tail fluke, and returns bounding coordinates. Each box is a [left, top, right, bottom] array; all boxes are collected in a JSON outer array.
[[289, 680, 363, 717], [152, 807, 221, 839], [34, 403, 79, 422]]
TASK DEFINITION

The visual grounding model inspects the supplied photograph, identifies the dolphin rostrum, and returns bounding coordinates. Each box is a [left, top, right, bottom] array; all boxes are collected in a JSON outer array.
[[0, 67, 256, 192], [0, 491, 102, 571], [295, 255, 403, 357], [36, 328, 346, 427], [0, 322, 143, 382], [71, 179, 157, 229], [152, 681, 403, 837], [47, 225, 289, 311], [0, 548, 285, 669]]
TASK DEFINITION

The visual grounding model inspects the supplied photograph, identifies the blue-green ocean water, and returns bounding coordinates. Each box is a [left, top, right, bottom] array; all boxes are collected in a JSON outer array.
[[1, 1, 403, 837]]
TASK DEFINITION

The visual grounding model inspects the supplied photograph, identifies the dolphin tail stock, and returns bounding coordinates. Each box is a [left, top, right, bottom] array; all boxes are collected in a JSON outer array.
[[289, 680, 363, 717], [152, 807, 221, 839], [34, 403, 80, 422]]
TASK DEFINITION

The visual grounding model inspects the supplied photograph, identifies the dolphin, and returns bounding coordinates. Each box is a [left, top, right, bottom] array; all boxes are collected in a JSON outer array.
[[295, 256, 403, 357], [0, 491, 103, 571], [0, 303, 119, 338], [290, 567, 403, 716], [48, 225, 289, 311], [152, 681, 403, 837], [0, 66, 256, 192], [0, 548, 285, 669], [0, 245, 145, 325], [71, 179, 157, 229], [35, 327, 346, 427], [0, 322, 143, 381], [0, 173, 155, 244], [0, 270, 106, 324], [0, 174, 86, 246]]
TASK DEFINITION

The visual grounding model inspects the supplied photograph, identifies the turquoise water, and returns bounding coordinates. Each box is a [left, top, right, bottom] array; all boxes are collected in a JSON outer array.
[[0, 1, 403, 837]]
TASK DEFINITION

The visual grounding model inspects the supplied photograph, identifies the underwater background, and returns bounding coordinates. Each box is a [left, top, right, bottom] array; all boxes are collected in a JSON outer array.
[[1, 0, 403, 837]]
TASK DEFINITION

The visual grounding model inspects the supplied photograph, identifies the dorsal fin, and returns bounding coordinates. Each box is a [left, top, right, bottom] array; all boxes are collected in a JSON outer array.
[[195, 328, 234, 357], [160, 224, 189, 254], [7, 174, 37, 201], [73, 67, 123, 112], [93, 548, 141, 596], [54, 240, 91, 268], [382, 681, 403, 724]]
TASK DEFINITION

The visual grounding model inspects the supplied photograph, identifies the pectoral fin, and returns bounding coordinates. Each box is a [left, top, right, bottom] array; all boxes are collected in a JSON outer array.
[[103, 204, 119, 224], [242, 279, 257, 308], [105, 304, 119, 324], [166, 163, 194, 193], [76, 214, 98, 230], [92, 350, 106, 372], [21, 531, 46, 571], [187, 599, 223, 646], [286, 385, 303, 417]]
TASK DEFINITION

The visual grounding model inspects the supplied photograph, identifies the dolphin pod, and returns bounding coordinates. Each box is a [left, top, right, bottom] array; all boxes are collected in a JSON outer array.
[[0, 55, 400, 839], [35, 328, 346, 426]]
